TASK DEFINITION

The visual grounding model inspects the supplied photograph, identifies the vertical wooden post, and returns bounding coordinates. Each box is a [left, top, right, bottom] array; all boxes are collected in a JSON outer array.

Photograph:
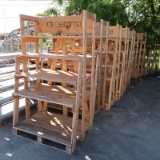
[[81, 10, 87, 140], [102, 22, 109, 108], [71, 60, 82, 153], [89, 13, 96, 130]]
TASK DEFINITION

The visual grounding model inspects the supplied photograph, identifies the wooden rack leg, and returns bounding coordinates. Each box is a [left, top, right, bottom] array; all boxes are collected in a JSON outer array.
[[25, 98, 30, 118], [62, 60, 68, 116], [24, 77, 30, 118], [63, 106, 68, 116], [71, 61, 82, 153], [38, 100, 43, 111], [90, 54, 99, 129], [13, 97, 20, 126], [85, 102, 90, 123]]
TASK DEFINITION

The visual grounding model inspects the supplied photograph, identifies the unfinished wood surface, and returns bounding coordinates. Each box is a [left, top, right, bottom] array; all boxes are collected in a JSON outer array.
[[12, 83, 90, 108], [103, 24, 120, 110], [102, 21, 109, 109], [128, 30, 136, 86], [15, 68, 83, 84], [71, 60, 82, 152], [13, 10, 98, 154], [81, 10, 87, 141], [17, 52, 92, 62], [13, 111, 88, 153], [114, 26, 122, 101], [88, 13, 97, 130], [95, 20, 109, 114], [118, 27, 129, 98], [132, 32, 147, 78]]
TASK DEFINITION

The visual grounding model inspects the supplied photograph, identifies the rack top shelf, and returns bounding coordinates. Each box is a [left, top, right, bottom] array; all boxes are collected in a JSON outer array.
[[17, 52, 92, 62]]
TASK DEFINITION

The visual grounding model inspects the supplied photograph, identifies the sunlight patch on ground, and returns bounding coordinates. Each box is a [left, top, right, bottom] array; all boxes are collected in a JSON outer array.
[[6, 153, 12, 157], [4, 137, 10, 141]]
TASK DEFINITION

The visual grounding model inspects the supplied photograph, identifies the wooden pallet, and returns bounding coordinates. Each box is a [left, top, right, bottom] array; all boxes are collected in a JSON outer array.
[[13, 112, 88, 154]]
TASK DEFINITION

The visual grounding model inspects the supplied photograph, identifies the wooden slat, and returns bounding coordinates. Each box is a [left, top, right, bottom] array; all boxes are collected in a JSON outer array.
[[20, 14, 38, 22], [17, 52, 92, 62], [14, 122, 71, 146]]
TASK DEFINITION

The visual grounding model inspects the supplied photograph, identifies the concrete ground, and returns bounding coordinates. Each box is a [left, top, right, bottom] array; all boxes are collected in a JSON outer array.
[[0, 77, 160, 160]]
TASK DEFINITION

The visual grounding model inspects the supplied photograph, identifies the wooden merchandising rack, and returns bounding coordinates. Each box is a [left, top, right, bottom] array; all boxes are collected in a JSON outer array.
[[12, 10, 97, 154]]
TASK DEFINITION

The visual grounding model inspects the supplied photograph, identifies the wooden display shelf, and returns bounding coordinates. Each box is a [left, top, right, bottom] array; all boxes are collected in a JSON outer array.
[[13, 10, 97, 153], [15, 68, 90, 84], [13, 111, 88, 153]]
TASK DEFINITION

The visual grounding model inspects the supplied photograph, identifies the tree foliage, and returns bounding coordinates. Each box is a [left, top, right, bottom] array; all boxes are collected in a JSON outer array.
[[37, 7, 59, 17], [40, 0, 160, 49], [53, 0, 128, 26], [87, 1, 128, 26], [126, 0, 160, 48]]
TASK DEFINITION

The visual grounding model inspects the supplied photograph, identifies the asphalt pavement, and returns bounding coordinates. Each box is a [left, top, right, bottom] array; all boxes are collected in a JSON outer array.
[[0, 77, 160, 160]]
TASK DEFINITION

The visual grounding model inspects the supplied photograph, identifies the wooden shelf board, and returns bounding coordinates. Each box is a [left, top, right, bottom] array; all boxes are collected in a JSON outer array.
[[13, 85, 80, 108], [13, 84, 90, 108], [15, 68, 79, 84], [17, 52, 92, 62], [34, 83, 90, 104], [13, 83, 84, 108]]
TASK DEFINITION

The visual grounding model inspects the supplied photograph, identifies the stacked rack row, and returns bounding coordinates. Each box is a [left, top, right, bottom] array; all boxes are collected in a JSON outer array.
[[131, 33, 147, 79], [100, 25, 136, 110], [12, 10, 146, 153]]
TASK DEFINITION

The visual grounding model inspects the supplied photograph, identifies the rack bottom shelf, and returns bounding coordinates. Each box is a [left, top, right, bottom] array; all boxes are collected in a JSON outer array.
[[13, 111, 88, 153]]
